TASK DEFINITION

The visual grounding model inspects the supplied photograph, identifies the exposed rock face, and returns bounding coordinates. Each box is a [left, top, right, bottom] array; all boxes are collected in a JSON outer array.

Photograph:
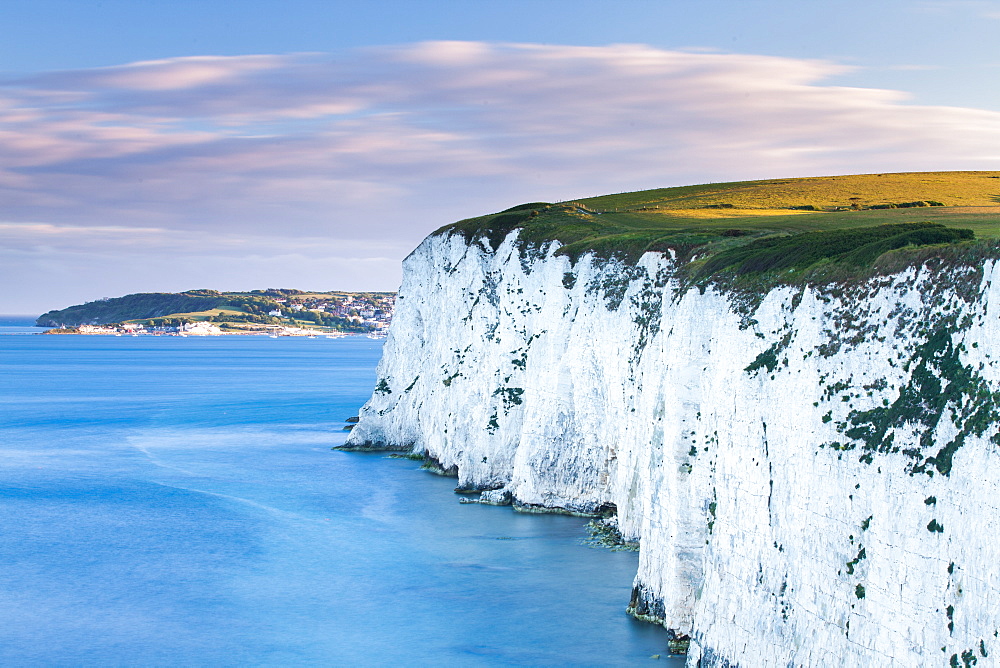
[[346, 230, 1000, 666]]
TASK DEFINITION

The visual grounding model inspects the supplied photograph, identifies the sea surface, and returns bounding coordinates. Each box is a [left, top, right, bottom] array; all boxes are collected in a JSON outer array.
[[0, 320, 679, 666]]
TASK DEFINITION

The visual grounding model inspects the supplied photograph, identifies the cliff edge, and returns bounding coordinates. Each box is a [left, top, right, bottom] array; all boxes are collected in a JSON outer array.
[[346, 173, 1000, 666]]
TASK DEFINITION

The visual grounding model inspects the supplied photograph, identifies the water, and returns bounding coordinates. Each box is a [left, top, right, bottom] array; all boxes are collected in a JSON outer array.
[[0, 329, 678, 666], [0, 314, 44, 334]]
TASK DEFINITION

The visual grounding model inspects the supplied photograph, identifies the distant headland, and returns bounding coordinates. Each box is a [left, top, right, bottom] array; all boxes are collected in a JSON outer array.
[[37, 289, 395, 336]]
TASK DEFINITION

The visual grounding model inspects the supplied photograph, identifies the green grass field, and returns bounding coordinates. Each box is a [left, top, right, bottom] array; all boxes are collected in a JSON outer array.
[[163, 308, 246, 321], [440, 171, 1000, 285]]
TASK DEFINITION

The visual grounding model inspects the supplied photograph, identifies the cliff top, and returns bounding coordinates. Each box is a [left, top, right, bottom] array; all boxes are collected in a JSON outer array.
[[437, 171, 1000, 283]]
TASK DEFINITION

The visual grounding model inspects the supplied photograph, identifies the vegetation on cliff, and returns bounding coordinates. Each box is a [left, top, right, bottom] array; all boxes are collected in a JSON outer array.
[[434, 172, 1000, 482], [436, 171, 1000, 284]]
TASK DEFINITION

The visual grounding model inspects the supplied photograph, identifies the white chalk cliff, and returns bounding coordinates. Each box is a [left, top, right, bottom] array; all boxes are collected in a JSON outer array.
[[346, 228, 1000, 666]]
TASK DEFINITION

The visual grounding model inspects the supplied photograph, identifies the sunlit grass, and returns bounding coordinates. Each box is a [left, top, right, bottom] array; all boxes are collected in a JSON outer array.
[[647, 208, 815, 219], [577, 171, 1000, 212], [438, 171, 1000, 281]]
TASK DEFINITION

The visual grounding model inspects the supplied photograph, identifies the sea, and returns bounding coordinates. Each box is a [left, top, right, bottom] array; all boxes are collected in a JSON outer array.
[[0, 316, 680, 666]]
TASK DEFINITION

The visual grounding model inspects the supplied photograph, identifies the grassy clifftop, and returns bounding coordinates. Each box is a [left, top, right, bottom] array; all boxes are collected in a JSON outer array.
[[438, 171, 1000, 283]]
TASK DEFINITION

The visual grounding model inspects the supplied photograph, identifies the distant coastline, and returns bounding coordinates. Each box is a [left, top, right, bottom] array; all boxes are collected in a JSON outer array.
[[33, 288, 395, 336], [41, 323, 386, 338]]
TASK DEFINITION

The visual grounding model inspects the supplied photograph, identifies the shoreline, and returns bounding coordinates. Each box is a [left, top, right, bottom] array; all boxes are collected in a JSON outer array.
[[7, 327, 385, 338], [35, 324, 386, 338], [41, 331, 385, 338]]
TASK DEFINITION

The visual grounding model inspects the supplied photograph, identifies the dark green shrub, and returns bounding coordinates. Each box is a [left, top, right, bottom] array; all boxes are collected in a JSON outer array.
[[697, 222, 973, 279]]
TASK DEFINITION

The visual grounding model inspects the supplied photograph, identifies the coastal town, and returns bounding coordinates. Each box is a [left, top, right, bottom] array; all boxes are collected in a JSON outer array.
[[40, 290, 396, 337]]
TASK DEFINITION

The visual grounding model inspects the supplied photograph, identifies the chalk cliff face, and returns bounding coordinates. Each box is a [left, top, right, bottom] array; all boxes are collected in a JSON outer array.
[[347, 229, 1000, 666]]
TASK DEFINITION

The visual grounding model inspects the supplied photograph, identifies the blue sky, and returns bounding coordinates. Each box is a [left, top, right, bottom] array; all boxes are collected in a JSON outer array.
[[3, 0, 1000, 313]]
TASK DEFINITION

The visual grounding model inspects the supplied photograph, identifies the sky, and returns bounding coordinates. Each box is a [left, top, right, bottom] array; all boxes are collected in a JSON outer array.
[[3, 0, 1000, 314]]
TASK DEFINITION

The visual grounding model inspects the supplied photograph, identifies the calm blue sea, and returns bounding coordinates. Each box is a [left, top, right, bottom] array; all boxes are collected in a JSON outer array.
[[0, 322, 678, 666]]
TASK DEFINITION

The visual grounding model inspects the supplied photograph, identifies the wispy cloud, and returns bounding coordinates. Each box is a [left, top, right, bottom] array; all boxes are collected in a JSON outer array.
[[3, 41, 1000, 310]]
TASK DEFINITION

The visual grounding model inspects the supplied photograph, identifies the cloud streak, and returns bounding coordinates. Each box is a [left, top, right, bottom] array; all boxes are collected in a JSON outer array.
[[3, 41, 1000, 310]]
